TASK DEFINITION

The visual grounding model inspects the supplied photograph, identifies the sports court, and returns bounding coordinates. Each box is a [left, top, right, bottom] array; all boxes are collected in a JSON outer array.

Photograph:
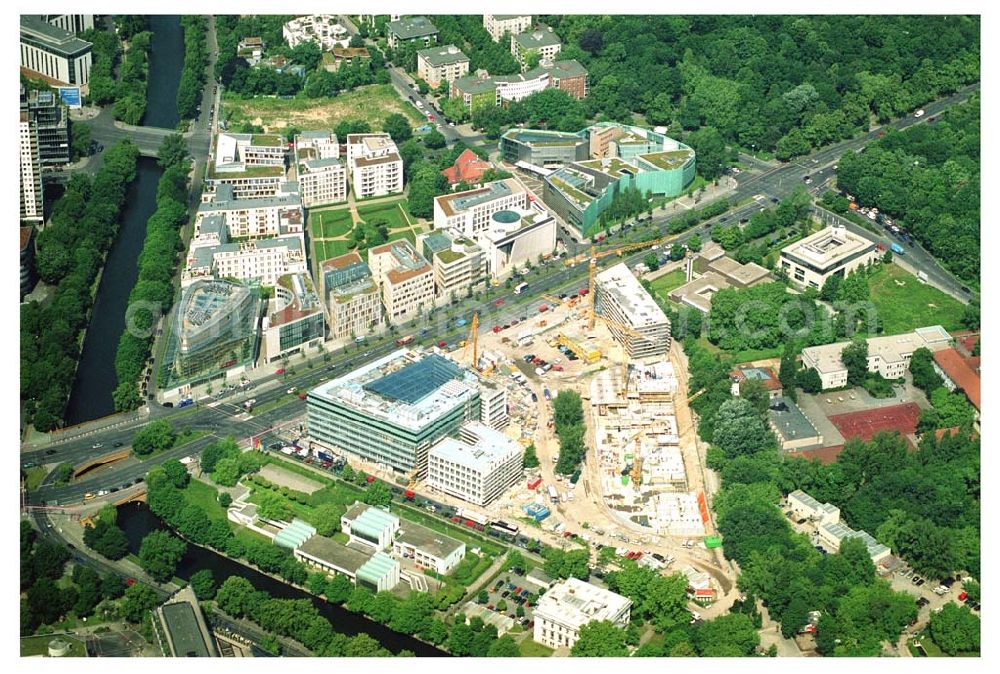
[[827, 402, 921, 443]]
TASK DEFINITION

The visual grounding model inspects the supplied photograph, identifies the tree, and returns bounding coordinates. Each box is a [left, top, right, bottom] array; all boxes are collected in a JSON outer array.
[[424, 129, 446, 149], [522, 443, 539, 469], [643, 252, 660, 272], [382, 113, 412, 143], [52, 462, 75, 485], [687, 234, 702, 253], [447, 621, 476, 656], [212, 457, 242, 487], [797, 367, 823, 393], [930, 603, 979, 655], [83, 518, 129, 560], [687, 126, 731, 181], [779, 343, 798, 401], [580, 28, 604, 54], [712, 397, 777, 459], [310, 502, 347, 536], [693, 613, 760, 656], [326, 574, 353, 604], [157, 133, 189, 169], [255, 491, 294, 522], [477, 589, 489, 604], [120, 582, 159, 623], [138, 530, 187, 582], [218, 492, 233, 508], [362, 481, 392, 508], [739, 378, 770, 416], [190, 569, 216, 600], [504, 549, 526, 572], [71, 122, 92, 160], [161, 458, 190, 489], [669, 243, 686, 261], [487, 635, 520, 657], [571, 620, 629, 656], [132, 420, 176, 456]]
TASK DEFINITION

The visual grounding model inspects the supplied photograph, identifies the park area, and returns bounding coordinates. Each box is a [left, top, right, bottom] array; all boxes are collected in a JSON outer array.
[[649, 268, 687, 304], [222, 85, 423, 133], [869, 264, 965, 334], [309, 198, 425, 265]]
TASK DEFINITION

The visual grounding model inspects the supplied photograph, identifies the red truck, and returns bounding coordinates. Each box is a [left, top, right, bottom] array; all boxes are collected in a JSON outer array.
[[396, 335, 414, 346], [527, 477, 542, 490]]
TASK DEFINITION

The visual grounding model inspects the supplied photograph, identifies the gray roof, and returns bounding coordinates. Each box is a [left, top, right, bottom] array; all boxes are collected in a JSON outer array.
[[453, 73, 497, 96], [418, 44, 469, 67], [20, 16, 92, 57], [513, 25, 561, 50], [302, 157, 344, 170], [525, 58, 587, 80], [396, 521, 465, 559], [388, 16, 438, 40], [198, 214, 227, 238], [161, 602, 211, 657], [297, 534, 372, 574], [199, 183, 302, 212]]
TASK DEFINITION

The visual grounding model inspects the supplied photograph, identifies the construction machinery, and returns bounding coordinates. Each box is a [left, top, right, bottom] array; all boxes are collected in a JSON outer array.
[[406, 467, 420, 490], [687, 388, 706, 404], [557, 334, 602, 364]]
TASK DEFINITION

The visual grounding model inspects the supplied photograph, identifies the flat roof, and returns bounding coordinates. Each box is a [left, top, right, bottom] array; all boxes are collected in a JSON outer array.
[[396, 521, 465, 559], [429, 421, 521, 471], [638, 149, 695, 170], [768, 396, 820, 441], [513, 25, 561, 49], [388, 16, 439, 40], [435, 179, 523, 217], [802, 328, 946, 374], [525, 58, 587, 80], [595, 262, 669, 328], [161, 602, 211, 657], [418, 44, 469, 66], [534, 578, 631, 630], [780, 226, 876, 272], [20, 16, 92, 57], [297, 534, 371, 574]]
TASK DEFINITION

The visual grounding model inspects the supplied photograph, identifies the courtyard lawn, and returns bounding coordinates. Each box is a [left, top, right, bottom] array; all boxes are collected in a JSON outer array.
[[325, 239, 355, 258], [312, 208, 354, 238], [869, 264, 966, 334], [518, 639, 554, 657], [387, 229, 416, 244], [222, 85, 423, 132], [649, 268, 688, 299], [357, 200, 413, 230]]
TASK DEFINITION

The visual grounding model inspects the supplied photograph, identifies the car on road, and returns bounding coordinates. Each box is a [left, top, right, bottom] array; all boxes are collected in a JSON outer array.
[[113, 441, 123, 448], [275, 368, 286, 375], [770, 197, 779, 203], [45, 449, 57, 455], [495, 298, 505, 306], [914, 109, 925, 118], [739, 217, 749, 224], [92, 443, 104, 449], [287, 388, 297, 395]]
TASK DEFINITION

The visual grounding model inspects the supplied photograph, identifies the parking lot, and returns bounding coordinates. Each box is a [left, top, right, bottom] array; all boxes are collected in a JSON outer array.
[[477, 569, 543, 631]]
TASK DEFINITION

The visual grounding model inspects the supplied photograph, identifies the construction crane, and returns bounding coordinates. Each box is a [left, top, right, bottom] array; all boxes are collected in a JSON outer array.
[[460, 313, 480, 370], [687, 388, 706, 403], [593, 313, 646, 397], [624, 430, 643, 490]]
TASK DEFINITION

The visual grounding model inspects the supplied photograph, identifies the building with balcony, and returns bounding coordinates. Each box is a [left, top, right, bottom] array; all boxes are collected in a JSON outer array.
[[416, 45, 469, 89], [261, 272, 327, 363], [533, 578, 631, 650], [20, 15, 92, 89], [184, 235, 307, 288], [419, 230, 487, 298], [483, 15, 532, 42], [294, 131, 347, 206], [306, 349, 483, 474], [433, 179, 528, 236], [346, 133, 403, 198], [510, 25, 561, 68], [451, 59, 587, 111], [427, 421, 523, 507], [368, 240, 435, 323], [594, 263, 672, 359], [283, 15, 350, 50], [206, 132, 288, 199], [21, 88, 70, 166], [386, 16, 438, 49], [778, 226, 878, 289], [19, 110, 42, 223], [321, 252, 384, 341], [197, 183, 303, 240]]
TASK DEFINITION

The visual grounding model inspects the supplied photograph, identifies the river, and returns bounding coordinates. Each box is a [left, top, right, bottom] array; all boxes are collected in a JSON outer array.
[[117, 502, 446, 657], [65, 16, 184, 424]]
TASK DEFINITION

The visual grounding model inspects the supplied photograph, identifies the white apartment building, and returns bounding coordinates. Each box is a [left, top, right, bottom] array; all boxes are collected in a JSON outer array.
[[368, 240, 436, 323], [197, 183, 303, 240], [416, 45, 470, 89], [321, 252, 384, 340], [483, 15, 532, 42], [478, 203, 557, 279], [20, 16, 92, 89], [533, 578, 631, 650], [392, 521, 466, 574], [779, 225, 878, 289], [594, 263, 672, 359], [283, 15, 349, 50], [418, 231, 487, 298], [20, 111, 43, 223], [427, 422, 523, 507], [185, 236, 306, 287], [478, 380, 509, 430], [787, 489, 841, 525], [207, 132, 288, 199], [818, 521, 892, 564], [386, 16, 439, 49], [800, 326, 951, 390], [295, 130, 340, 160], [294, 131, 347, 206], [510, 25, 562, 68], [433, 179, 528, 236], [346, 133, 403, 198]]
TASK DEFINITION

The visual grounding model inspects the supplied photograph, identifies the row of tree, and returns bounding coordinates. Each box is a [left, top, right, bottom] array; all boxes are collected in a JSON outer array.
[[22, 140, 140, 430], [112, 134, 190, 411], [176, 17, 208, 121], [552, 390, 588, 475]]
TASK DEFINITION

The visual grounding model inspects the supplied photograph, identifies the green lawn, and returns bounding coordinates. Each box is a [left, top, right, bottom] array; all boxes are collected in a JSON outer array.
[[23, 466, 48, 491], [388, 228, 416, 244], [20, 635, 87, 657], [518, 638, 554, 657], [649, 268, 688, 299], [313, 208, 354, 238], [184, 479, 228, 522], [326, 239, 355, 258], [869, 264, 966, 334], [357, 201, 412, 230]]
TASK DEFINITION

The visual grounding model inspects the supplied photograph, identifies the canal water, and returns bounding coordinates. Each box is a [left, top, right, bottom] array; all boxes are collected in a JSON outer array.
[[65, 17, 183, 424], [117, 502, 446, 657]]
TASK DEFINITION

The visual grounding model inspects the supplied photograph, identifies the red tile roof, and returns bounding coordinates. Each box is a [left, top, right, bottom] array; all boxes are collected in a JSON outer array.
[[441, 149, 491, 185], [932, 348, 981, 411]]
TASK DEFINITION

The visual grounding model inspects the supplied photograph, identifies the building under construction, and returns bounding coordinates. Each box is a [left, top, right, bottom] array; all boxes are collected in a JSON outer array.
[[593, 262, 671, 359]]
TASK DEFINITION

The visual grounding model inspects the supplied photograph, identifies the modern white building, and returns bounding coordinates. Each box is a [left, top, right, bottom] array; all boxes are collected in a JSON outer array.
[[478, 203, 558, 279], [42, 15, 95, 34], [818, 521, 892, 564], [594, 263, 672, 359], [368, 240, 436, 323], [510, 25, 561, 68], [294, 535, 400, 592], [416, 45, 470, 89], [427, 421, 523, 507], [392, 521, 466, 574], [483, 15, 532, 42], [778, 226, 878, 289], [533, 578, 631, 650], [295, 130, 340, 160], [261, 272, 327, 363], [418, 230, 487, 298], [321, 252, 384, 340], [345, 134, 403, 199], [478, 380, 509, 430], [787, 489, 841, 526], [294, 130, 346, 207], [20, 15, 92, 89], [197, 183, 303, 240], [207, 132, 287, 199], [433, 179, 528, 237], [283, 15, 350, 50], [341, 502, 401, 551], [184, 235, 307, 287], [19, 109, 43, 223], [800, 326, 951, 390]]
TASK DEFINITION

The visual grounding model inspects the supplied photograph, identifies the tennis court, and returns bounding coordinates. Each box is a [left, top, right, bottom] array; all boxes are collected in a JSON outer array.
[[827, 402, 921, 443]]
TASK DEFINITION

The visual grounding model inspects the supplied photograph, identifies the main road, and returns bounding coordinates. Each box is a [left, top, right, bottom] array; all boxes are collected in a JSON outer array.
[[24, 83, 979, 503]]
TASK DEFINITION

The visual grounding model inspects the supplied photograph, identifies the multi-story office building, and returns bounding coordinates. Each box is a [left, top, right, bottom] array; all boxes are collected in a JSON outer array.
[[510, 25, 562, 68], [477, 379, 509, 430], [533, 578, 631, 650], [42, 15, 95, 34], [392, 521, 466, 574], [594, 263, 672, 359], [306, 349, 483, 474], [499, 128, 590, 167], [368, 240, 435, 323], [345, 133, 403, 198], [483, 15, 532, 42], [778, 226, 878, 289], [478, 204, 558, 279], [416, 45, 470, 89], [419, 230, 487, 298], [19, 109, 43, 223], [20, 226, 37, 299], [261, 272, 327, 363], [427, 422, 523, 507], [433, 179, 528, 236], [283, 15, 350, 50], [321, 252, 384, 340], [20, 15, 92, 89], [531, 58, 588, 99], [386, 16, 438, 49], [185, 236, 307, 287], [21, 88, 70, 166], [172, 280, 261, 379], [206, 132, 287, 199], [451, 59, 587, 111], [197, 183, 303, 240]]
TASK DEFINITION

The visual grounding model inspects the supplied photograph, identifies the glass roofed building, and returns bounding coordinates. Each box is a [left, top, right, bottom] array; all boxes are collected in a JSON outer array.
[[307, 349, 482, 474], [341, 502, 400, 550]]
